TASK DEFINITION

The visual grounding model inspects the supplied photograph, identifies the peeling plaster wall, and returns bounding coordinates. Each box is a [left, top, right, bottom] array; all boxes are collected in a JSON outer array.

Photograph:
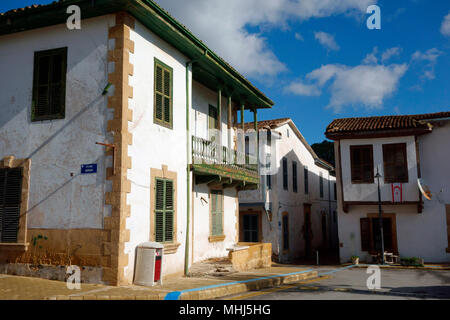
[[192, 184, 238, 263], [0, 16, 114, 232], [125, 19, 190, 280]]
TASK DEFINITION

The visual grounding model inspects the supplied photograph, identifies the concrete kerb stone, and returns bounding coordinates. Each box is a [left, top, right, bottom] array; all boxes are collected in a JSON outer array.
[[353, 264, 450, 271], [178, 270, 318, 300], [44, 270, 319, 300]]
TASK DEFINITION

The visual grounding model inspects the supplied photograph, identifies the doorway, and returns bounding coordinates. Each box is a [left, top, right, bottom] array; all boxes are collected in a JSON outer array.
[[240, 211, 261, 242], [303, 204, 312, 257]]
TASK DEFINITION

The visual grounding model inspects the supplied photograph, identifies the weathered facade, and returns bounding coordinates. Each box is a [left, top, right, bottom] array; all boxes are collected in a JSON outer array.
[[0, 0, 273, 285], [239, 119, 338, 263], [326, 112, 450, 263]]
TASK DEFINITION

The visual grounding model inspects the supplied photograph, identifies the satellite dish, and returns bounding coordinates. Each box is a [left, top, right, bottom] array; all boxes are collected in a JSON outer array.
[[418, 178, 432, 200]]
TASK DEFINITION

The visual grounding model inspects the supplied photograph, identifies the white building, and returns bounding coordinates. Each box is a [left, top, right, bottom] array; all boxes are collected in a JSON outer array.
[[326, 111, 450, 264], [239, 118, 338, 263], [0, 0, 273, 285]]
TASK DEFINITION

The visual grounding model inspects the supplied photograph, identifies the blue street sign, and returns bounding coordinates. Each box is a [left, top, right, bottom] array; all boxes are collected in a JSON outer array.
[[81, 164, 97, 174]]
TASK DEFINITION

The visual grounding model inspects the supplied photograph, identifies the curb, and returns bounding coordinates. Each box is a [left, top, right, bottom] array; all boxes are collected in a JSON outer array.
[[179, 270, 318, 300], [47, 270, 318, 300], [353, 264, 450, 271]]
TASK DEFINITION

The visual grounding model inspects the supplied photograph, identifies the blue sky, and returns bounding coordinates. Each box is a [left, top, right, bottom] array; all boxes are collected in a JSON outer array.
[[2, 0, 449, 144]]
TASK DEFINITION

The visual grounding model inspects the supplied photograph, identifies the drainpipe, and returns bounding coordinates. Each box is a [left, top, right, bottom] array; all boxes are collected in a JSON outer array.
[[184, 52, 205, 276]]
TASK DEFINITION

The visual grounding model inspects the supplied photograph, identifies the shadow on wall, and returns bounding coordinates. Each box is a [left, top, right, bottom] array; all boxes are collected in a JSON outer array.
[[267, 148, 338, 263]]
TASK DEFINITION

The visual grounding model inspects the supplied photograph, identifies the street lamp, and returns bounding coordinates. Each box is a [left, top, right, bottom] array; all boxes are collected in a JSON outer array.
[[375, 167, 385, 265]]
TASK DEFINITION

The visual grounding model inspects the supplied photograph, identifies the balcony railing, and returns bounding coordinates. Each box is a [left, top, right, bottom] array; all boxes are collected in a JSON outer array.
[[192, 136, 258, 174]]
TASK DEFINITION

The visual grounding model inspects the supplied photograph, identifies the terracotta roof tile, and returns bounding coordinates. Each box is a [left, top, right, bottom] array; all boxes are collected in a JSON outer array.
[[326, 111, 450, 135], [243, 118, 290, 131]]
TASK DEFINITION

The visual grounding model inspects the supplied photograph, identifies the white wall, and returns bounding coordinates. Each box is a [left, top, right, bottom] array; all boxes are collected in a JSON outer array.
[[336, 125, 450, 263], [340, 136, 419, 202], [192, 185, 238, 263], [0, 16, 114, 229], [191, 81, 236, 150], [239, 122, 337, 261], [125, 19, 190, 280]]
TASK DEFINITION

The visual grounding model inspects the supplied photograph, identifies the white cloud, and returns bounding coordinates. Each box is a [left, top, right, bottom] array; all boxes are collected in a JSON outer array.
[[294, 32, 304, 41], [314, 31, 340, 51], [363, 47, 378, 64], [441, 12, 450, 37], [381, 47, 401, 62], [285, 62, 408, 113], [411, 48, 443, 80], [156, 0, 375, 77], [363, 47, 402, 65], [284, 81, 321, 96]]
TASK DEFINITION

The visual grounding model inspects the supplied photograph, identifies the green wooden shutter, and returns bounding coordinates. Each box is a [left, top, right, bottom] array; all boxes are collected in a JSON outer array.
[[0, 168, 22, 243], [154, 178, 174, 243], [155, 178, 165, 242], [154, 65, 164, 121], [164, 180, 174, 242], [154, 59, 173, 128], [211, 190, 223, 236], [32, 47, 67, 121], [360, 218, 372, 252]]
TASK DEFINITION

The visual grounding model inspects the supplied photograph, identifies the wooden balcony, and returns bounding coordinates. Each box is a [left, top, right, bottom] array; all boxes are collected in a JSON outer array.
[[191, 136, 259, 188]]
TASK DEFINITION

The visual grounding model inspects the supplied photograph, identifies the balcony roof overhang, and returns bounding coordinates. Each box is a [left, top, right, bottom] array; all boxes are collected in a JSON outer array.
[[0, 0, 274, 109]]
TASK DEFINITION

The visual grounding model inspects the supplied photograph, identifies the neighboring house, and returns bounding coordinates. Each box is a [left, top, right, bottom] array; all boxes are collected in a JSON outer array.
[[326, 111, 450, 263], [0, 0, 273, 285], [239, 118, 338, 263]]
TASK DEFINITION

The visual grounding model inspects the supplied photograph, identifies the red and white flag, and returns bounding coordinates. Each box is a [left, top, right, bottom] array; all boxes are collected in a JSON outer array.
[[391, 183, 403, 203]]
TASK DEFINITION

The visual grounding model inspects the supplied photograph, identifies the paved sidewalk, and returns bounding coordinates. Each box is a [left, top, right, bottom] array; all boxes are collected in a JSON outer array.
[[0, 265, 318, 300]]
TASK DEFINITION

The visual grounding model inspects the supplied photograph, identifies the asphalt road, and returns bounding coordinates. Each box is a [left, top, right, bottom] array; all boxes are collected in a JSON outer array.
[[223, 267, 450, 300]]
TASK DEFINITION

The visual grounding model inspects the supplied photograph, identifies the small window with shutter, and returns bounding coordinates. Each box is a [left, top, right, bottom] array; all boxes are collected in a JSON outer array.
[[154, 178, 174, 243], [350, 145, 374, 183], [282, 157, 288, 191], [210, 190, 223, 236], [32, 47, 67, 121], [382, 143, 408, 183], [0, 168, 23, 243], [154, 58, 173, 129], [292, 161, 298, 193]]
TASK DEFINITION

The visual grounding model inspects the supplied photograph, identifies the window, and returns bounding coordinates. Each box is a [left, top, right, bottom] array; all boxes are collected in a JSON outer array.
[[154, 58, 173, 128], [266, 153, 272, 190], [319, 172, 324, 198], [350, 145, 374, 183], [334, 182, 337, 200], [360, 217, 395, 252], [282, 157, 288, 190], [292, 161, 298, 193], [304, 167, 309, 195], [154, 178, 174, 243], [32, 47, 67, 121], [0, 168, 23, 243], [210, 190, 223, 236], [383, 143, 408, 183], [242, 214, 259, 242], [209, 104, 219, 142], [282, 214, 289, 250], [266, 130, 272, 146]]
